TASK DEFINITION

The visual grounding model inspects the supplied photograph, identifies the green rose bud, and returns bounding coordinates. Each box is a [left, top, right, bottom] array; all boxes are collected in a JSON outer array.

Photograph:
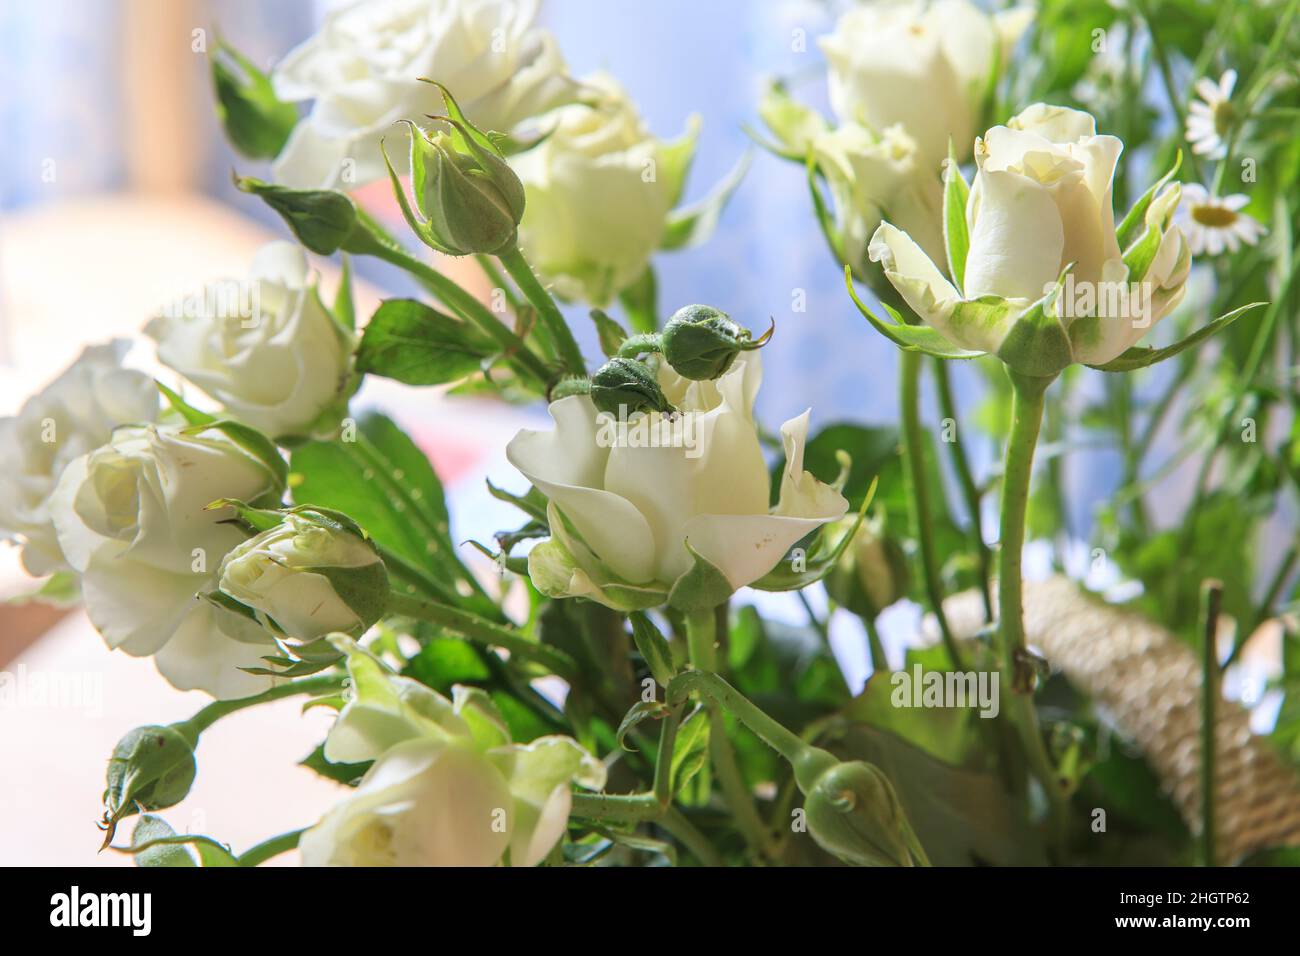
[[387, 116, 526, 257], [803, 759, 922, 867], [102, 724, 198, 838], [825, 514, 910, 619], [589, 357, 675, 416], [218, 508, 388, 642], [660, 304, 767, 381]]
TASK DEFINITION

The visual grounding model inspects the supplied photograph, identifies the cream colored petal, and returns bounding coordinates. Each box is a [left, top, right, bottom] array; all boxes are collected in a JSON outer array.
[[152, 602, 276, 699], [1006, 103, 1097, 143], [507, 397, 657, 583], [964, 169, 1064, 300], [867, 221, 960, 325]]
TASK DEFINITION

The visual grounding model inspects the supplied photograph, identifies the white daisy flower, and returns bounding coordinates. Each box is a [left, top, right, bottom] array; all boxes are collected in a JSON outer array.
[[1185, 69, 1238, 158], [1175, 183, 1267, 256]]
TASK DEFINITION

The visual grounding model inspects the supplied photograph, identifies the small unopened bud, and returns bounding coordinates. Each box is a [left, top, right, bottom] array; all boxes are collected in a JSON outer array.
[[825, 514, 910, 619], [219, 508, 388, 641], [660, 304, 768, 380], [803, 759, 920, 867], [102, 724, 197, 841], [386, 115, 526, 256], [590, 358, 675, 416]]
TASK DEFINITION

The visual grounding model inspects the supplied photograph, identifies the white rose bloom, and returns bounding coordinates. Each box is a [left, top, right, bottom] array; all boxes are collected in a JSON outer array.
[[512, 72, 687, 306], [820, 0, 1034, 171], [506, 354, 848, 609], [50, 424, 284, 698], [145, 242, 351, 441], [218, 511, 387, 642], [868, 104, 1191, 369], [271, 0, 575, 189], [812, 122, 945, 270], [0, 341, 159, 576], [301, 644, 605, 867]]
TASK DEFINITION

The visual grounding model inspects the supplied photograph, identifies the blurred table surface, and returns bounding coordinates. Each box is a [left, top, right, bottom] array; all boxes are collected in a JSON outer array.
[[0, 192, 537, 864]]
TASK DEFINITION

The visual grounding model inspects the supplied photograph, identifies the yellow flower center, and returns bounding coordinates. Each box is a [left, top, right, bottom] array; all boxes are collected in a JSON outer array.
[[1191, 204, 1239, 228], [1212, 100, 1237, 137]]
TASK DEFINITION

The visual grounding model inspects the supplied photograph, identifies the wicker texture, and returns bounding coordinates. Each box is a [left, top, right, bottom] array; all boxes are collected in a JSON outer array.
[[942, 577, 1300, 862]]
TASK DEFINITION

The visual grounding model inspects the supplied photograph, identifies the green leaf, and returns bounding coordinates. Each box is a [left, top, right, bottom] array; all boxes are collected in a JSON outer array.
[[845, 267, 983, 359], [333, 255, 356, 331], [156, 381, 216, 425], [299, 744, 371, 787], [234, 175, 360, 255], [486, 479, 549, 523], [629, 612, 676, 686], [616, 699, 669, 752], [356, 298, 496, 386], [290, 412, 489, 614], [1116, 150, 1182, 251], [942, 143, 971, 294], [210, 39, 298, 160], [5, 570, 79, 607], [590, 308, 630, 357], [666, 542, 734, 612], [1087, 302, 1266, 372], [128, 816, 197, 867], [993, 274, 1073, 378], [658, 115, 701, 209], [670, 707, 711, 797], [660, 149, 752, 251], [618, 265, 659, 334]]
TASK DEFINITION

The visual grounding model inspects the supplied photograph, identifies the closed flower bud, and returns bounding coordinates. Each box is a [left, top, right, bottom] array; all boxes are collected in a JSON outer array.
[[825, 514, 910, 619], [103, 724, 197, 825], [218, 509, 388, 642], [589, 357, 675, 416], [660, 305, 765, 381], [803, 759, 921, 867], [391, 119, 526, 256]]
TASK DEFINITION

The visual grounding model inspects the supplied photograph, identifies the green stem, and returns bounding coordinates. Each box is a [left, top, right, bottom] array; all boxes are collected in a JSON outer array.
[[661, 809, 727, 867], [499, 245, 586, 376], [617, 333, 664, 359], [864, 615, 890, 673], [997, 371, 1070, 853], [570, 791, 661, 823], [932, 357, 993, 622], [900, 351, 962, 665], [667, 670, 829, 783], [182, 674, 346, 740], [360, 236, 552, 385], [1199, 580, 1223, 867], [237, 829, 304, 867], [653, 704, 683, 807], [683, 609, 772, 859], [475, 253, 524, 312], [387, 591, 578, 681], [568, 792, 724, 866]]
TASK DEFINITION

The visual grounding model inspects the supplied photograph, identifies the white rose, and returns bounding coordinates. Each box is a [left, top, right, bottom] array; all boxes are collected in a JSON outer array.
[[271, 0, 575, 189], [301, 643, 604, 867], [868, 104, 1191, 369], [512, 72, 687, 306], [812, 122, 945, 271], [0, 341, 159, 576], [50, 423, 284, 698], [820, 0, 1034, 171], [145, 242, 352, 440], [506, 354, 848, 609], [218, 510, 387, 642]]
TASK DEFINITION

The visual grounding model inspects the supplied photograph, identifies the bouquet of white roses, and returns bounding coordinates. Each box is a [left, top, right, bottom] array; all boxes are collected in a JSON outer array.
[[6, 0, 1300, 870]]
